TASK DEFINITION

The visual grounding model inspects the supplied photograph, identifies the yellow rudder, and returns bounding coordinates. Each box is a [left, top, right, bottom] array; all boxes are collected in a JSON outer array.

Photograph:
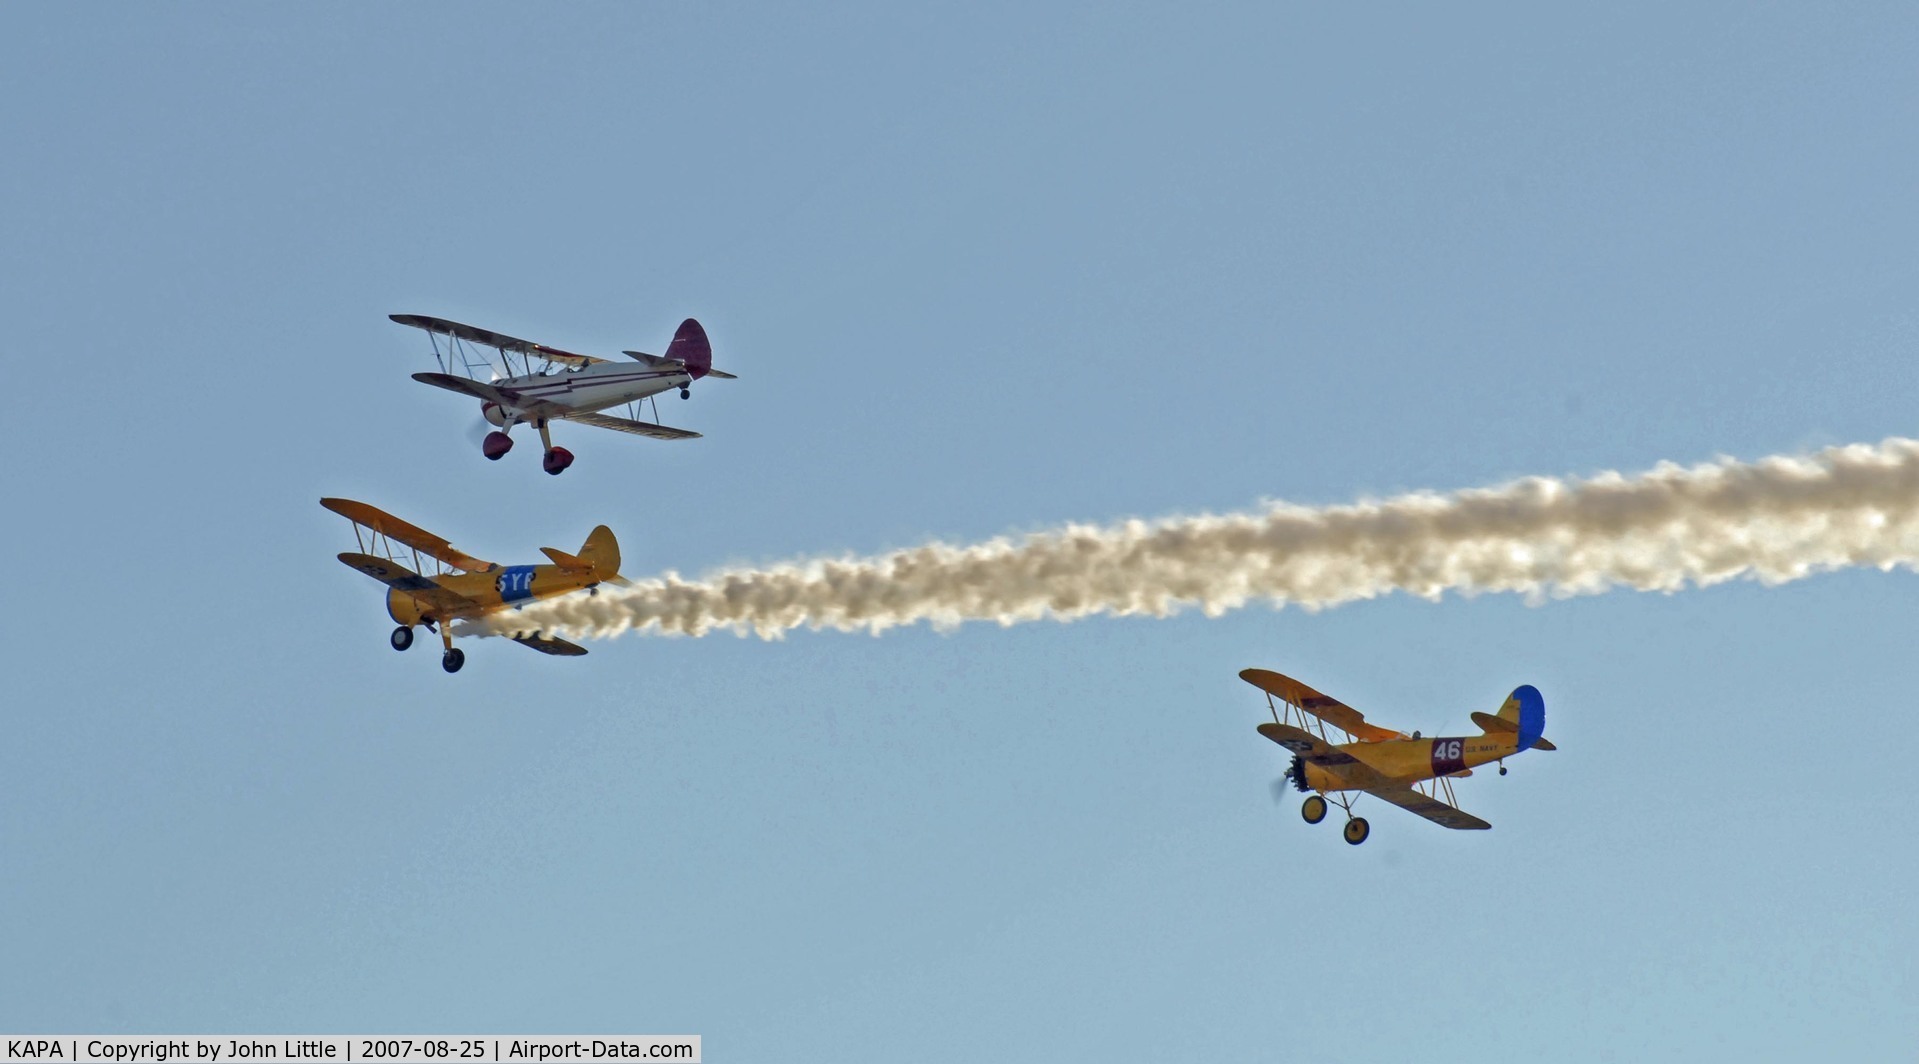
[[577, 525, 622, 580]]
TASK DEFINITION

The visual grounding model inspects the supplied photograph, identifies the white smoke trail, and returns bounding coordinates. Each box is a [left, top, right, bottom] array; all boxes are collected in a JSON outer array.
[[477, 437, 1919, 642]]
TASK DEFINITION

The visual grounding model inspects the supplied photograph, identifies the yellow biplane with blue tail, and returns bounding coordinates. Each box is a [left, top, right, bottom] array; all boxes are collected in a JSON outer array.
[[323, 497, 626, 673], [1243, 668, 1557, 845]]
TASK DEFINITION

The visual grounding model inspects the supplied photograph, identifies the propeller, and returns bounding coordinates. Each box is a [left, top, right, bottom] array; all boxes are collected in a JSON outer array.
[[1270, 755, 1310, 805]]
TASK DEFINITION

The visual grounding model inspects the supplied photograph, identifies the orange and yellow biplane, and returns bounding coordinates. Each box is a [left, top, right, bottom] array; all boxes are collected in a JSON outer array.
[[1243, 668, 1557, 845], [322, 497, 627, 673]]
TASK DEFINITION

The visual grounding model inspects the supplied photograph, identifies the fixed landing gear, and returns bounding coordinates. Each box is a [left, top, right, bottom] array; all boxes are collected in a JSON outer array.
[[534, 419, 573, 475], [1295, 788, 1371, 845], [679, 387, 691, 399], [482, 431, 514, 460], [390, 626, 414, 651], [1301, 795, 1328, 824], [1499, 765, 1509, 776], [435, 621, 464, 673]]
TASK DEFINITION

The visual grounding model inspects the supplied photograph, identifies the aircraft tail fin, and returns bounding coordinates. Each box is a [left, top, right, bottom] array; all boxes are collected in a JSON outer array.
[[665, 318, 712, 380], [1486, 684, 1546, 751], [574, 525, 623, 582]]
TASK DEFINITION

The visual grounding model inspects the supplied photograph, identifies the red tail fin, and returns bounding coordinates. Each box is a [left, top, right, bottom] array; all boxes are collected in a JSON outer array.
[[666, 318, 711, 379]]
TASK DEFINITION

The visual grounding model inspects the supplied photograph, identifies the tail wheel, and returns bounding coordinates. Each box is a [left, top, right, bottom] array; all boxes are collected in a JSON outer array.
[[679, 387, 691, 399], [390, 626, 414, 651], [1301, 795, 1328, 824], [1343, 817, 1370, 845], [542, 446, 575, 475], [441, 648, 465, 674]]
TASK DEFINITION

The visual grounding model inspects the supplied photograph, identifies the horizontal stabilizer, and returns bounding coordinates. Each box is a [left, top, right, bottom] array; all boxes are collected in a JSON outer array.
[[1473, 711, 1555, 749], [619, 353, 735, 379], [541, 546, 589, 569], [511, 632, 588, 656]]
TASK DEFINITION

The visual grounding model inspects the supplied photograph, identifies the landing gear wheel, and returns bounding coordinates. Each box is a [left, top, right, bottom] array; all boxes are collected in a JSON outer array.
[[1301, 795, 1328, 825], [482, 431, 514, 461], [390, 626, 414, 651], [1343, 817, 1370, 845], [441, 648, 465, 673], [679, 387, 691, 399], [1499, 765, 1508, 776], [542, 446, 575, 476]]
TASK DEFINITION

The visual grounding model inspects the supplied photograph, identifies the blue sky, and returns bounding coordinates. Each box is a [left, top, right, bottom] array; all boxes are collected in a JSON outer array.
[[3, 2, 1916, 1058]]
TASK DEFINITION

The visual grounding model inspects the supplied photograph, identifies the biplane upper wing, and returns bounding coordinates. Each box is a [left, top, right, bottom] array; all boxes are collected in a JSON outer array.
[[391, 314, 607, 367], [1368, 786, 1492, 830], [1256, 723, 1391, 790], [559, 410, 703, 441], [1240, 669, 1404, 742], [336, 553, 483, 617], [510, 632, 589, 657], [321, 498, 498, 573]]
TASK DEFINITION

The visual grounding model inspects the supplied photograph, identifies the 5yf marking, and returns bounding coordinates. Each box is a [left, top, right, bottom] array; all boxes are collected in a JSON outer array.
[[496, 565, 537, 603]]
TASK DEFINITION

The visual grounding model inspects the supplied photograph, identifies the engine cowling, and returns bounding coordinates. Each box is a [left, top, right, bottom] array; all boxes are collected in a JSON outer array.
[[386, 588, 425, 626]]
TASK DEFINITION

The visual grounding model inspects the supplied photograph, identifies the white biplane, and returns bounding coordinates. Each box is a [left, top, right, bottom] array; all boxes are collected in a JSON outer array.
[[392, 314, 737, 475]]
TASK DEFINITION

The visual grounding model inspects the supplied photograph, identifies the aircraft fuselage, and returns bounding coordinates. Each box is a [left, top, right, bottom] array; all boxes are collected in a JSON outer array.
[[1260, 725, 1531, 792], [492, 361, 691, 421]]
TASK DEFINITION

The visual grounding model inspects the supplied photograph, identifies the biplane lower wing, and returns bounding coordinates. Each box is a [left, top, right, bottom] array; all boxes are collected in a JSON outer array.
[[336, 553, 481, 617], [560, 410, 702, 441], [411, 371, 510, 405], [511, 632, 588, 656], [409, 372, 572, 421], [1369, 786, 1491, 830], [1256, 722, 1391, 790]]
